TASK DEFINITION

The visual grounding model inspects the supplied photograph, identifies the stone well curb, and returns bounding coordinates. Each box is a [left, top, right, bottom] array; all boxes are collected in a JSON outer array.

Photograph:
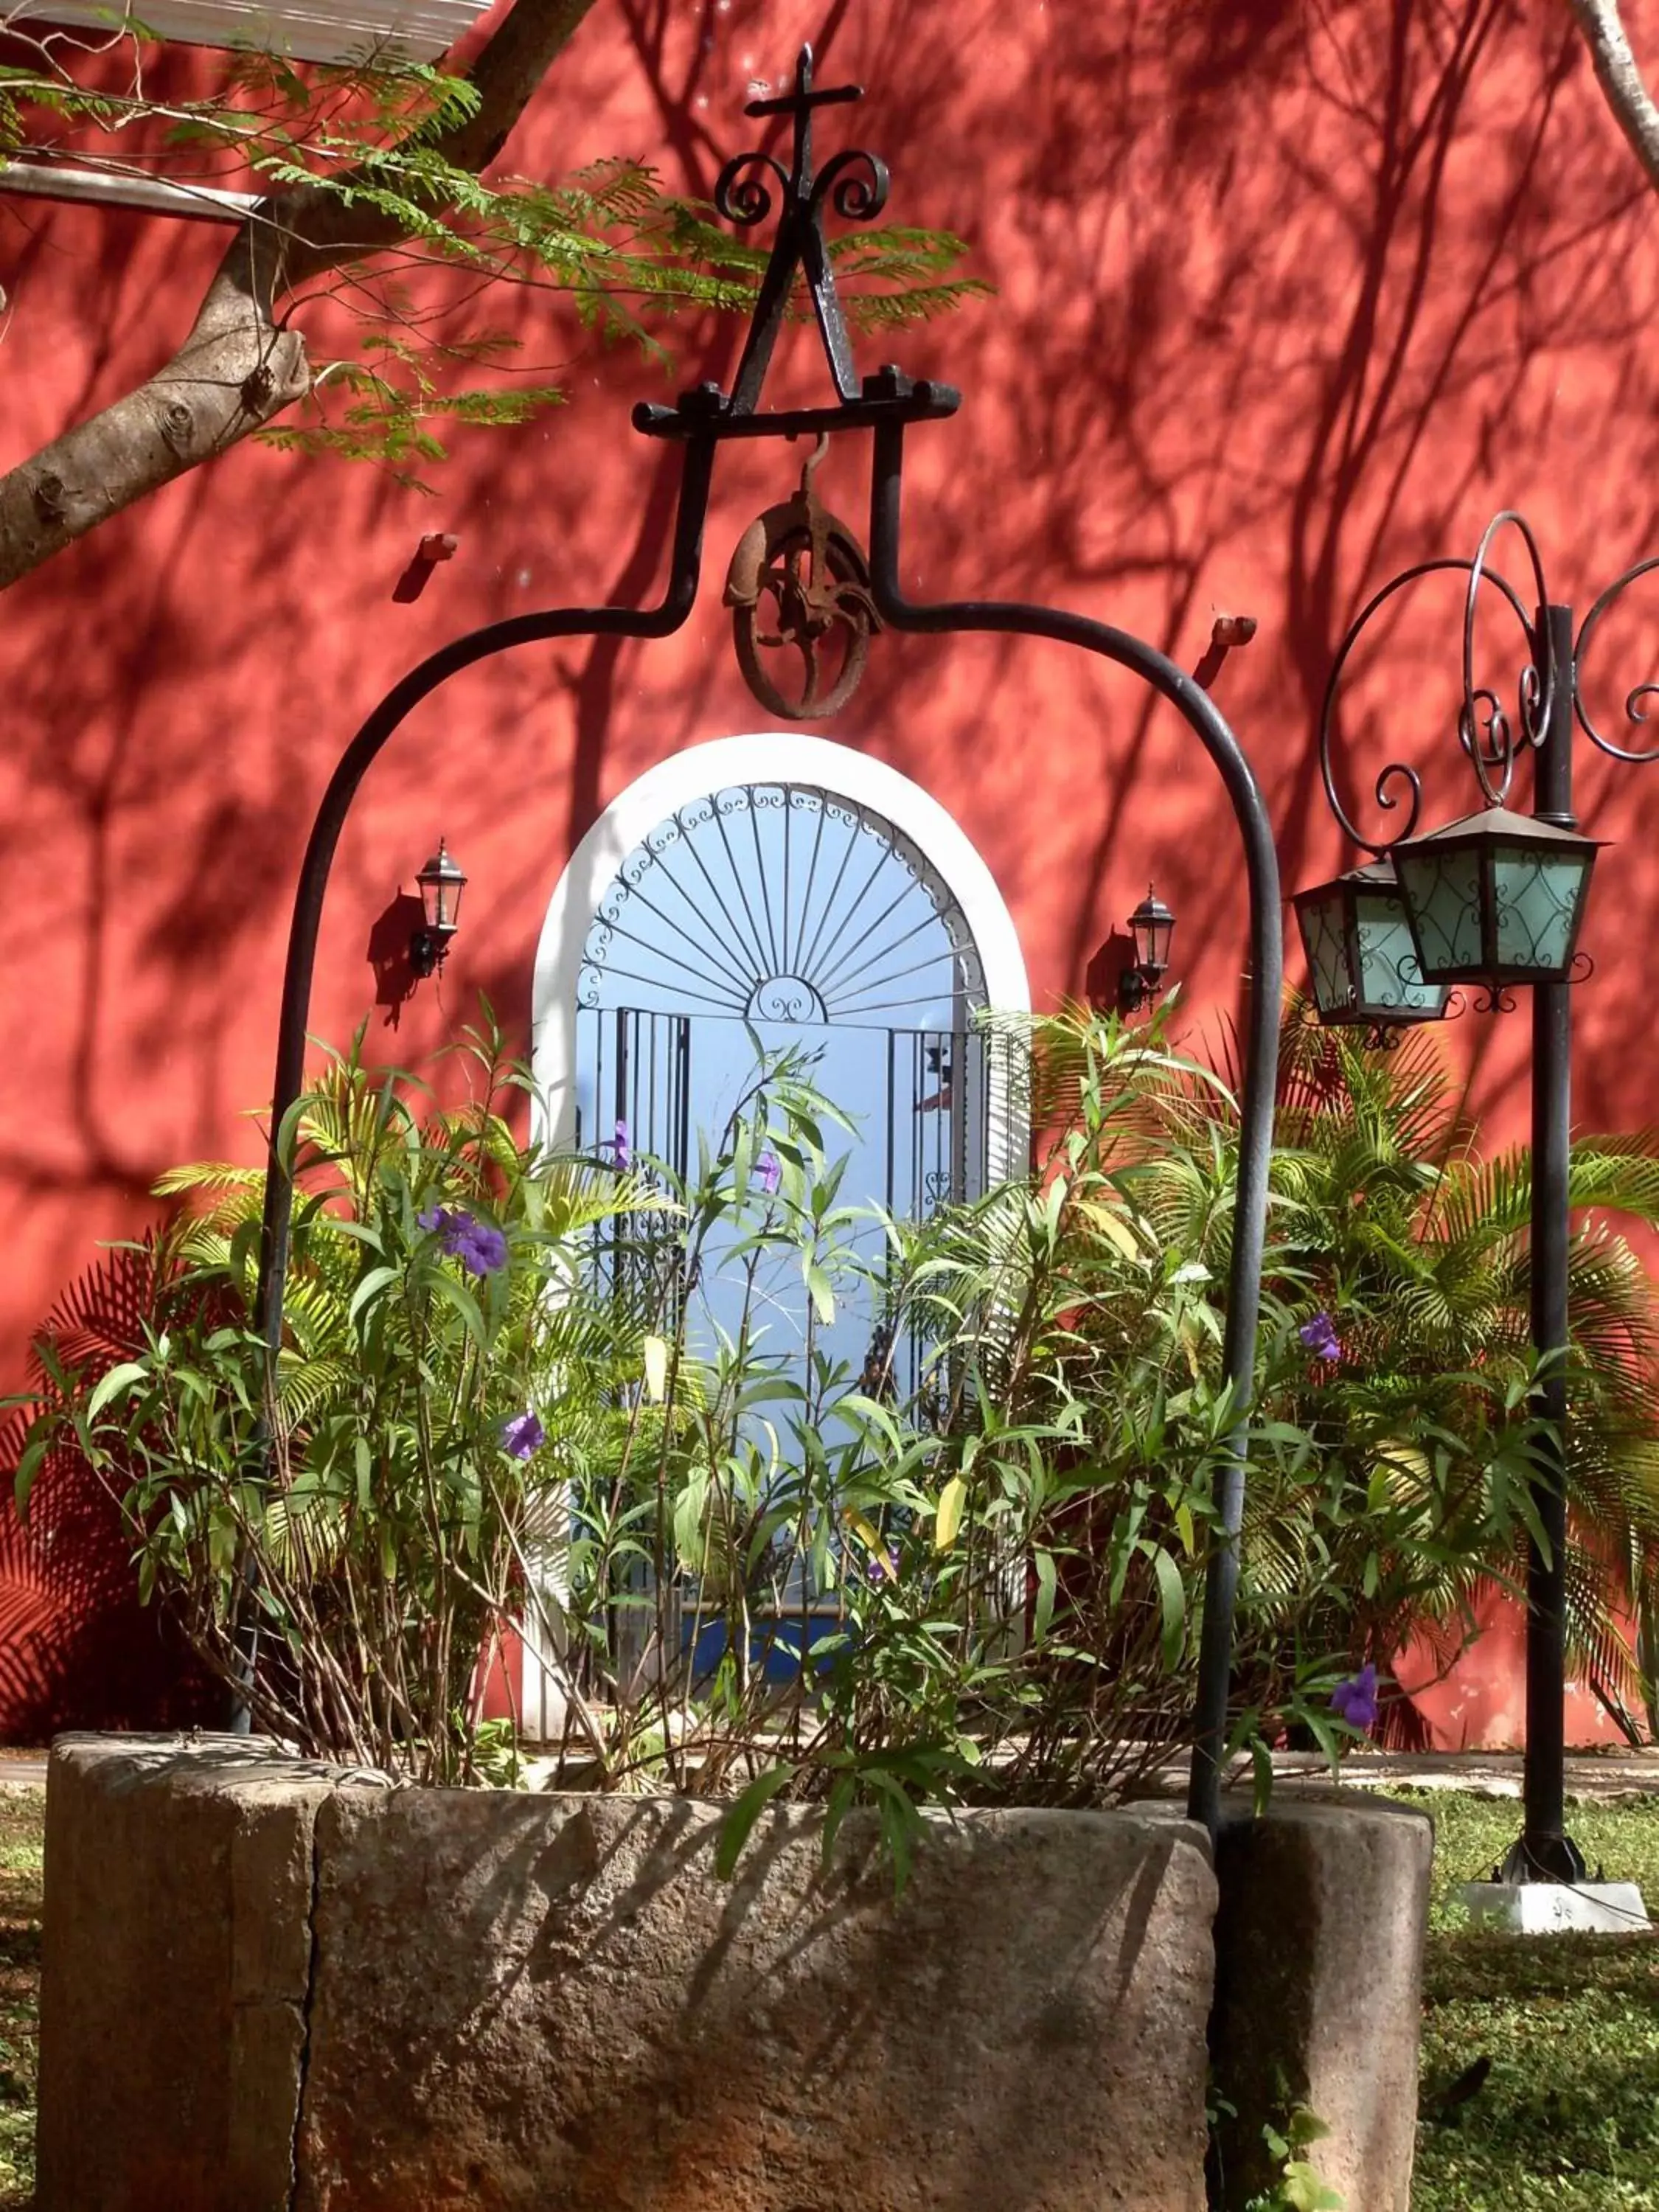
[[36, 1736, 1430, 2211]]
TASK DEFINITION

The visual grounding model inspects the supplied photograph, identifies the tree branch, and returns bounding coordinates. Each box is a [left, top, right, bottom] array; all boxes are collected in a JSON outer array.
[[0, 0, 601, 591], [1567, 0, 1659, 193]]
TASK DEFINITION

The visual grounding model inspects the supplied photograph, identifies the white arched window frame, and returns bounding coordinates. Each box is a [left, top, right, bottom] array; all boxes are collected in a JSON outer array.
[[517, 731, 1031, 1736], [531, 731, 1029, 1161]]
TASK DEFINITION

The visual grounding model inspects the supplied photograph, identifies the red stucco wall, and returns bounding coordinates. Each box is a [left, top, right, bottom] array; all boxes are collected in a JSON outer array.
[[4, 0, 1659, 1742]]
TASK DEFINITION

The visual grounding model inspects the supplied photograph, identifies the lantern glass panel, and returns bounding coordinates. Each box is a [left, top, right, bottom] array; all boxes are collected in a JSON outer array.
[[419, 852, 464, 935], [1129, 894, 1175, 976], [1394, 846, 1484, 977], [1296, 890, 1354, 1016], [1352, 887, 1444, 1016], [1491, 850, 1589, 974]]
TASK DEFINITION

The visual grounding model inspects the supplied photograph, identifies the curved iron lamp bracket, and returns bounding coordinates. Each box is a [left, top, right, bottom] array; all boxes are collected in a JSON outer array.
[[1573, 553, 1659, 762], [1462, 510, 1555, 801], [863, 421, 1283, 1832], [1321, 514, 1659, 858], [1318, 549, 1543, 855], [250, 44, 1282, 1839]]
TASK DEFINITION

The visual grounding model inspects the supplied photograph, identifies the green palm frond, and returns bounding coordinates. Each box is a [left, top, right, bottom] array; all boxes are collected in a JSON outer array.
[[1013, 992, 1659, 1733]]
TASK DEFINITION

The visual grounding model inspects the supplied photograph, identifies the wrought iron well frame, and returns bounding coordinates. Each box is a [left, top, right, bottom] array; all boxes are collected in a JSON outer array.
[[250, 46, 1284, 1834]]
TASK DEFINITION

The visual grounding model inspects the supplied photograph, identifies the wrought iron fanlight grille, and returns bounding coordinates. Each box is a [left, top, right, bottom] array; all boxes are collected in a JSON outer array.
[[577, 781, 986, 1024]]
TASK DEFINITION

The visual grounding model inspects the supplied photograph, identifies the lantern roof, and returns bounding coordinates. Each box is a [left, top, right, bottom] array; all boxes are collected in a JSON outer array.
[[1396, 804, 1606, 852], [1128, 885, 1175, 923]]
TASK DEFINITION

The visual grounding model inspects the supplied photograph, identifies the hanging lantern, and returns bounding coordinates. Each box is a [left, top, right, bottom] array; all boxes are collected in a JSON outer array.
[[1293, 857, 1450, 1034], [1391, 806, 1602, 987]]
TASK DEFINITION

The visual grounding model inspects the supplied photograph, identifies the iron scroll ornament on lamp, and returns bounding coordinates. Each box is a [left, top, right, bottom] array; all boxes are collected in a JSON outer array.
[[1307, 509, 1659, 1888], [248, 45, 1284, 1834]]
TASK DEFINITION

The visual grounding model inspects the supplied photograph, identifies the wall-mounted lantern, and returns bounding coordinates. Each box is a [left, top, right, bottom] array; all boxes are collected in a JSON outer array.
[[411, 839, 466, 976], [1119, 885, 1176, 1012]]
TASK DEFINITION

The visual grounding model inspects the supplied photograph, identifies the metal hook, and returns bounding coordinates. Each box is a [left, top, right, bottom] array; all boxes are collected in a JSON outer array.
[[799, 430, 831, 495]]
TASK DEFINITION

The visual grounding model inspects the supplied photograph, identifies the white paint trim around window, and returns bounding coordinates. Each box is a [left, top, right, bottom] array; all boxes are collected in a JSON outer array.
[[530, 729, 1031, 1161]]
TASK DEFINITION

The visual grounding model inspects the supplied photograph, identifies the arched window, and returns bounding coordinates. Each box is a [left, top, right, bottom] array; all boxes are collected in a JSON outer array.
[[521, 734, 1028, 1729], [534, 733, 1028, 1189]]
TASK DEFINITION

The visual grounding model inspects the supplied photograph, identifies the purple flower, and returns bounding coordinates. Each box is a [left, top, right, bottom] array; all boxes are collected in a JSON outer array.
[[451, 1217, 509, 1276], [500, 1411, 545, 1460], [1331, 1662, 1379, 1733], [757, 1150, 781, 1196], [865, 1543, 901, 1585], [420, 1205, 508, 1277], [1298, 1310, 1342, 1364], [612, 1119, 630, 1171]]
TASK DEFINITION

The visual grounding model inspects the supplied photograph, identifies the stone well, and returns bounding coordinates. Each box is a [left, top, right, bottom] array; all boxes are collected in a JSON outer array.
[[35, 1737, 1431, 2211]]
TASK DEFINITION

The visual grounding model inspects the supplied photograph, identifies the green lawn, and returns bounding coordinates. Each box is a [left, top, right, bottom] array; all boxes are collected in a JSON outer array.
[[1410, 1790, 1659, 2210], [0, 1793, 40, 2212], [0, 1783, 1650, 2206]]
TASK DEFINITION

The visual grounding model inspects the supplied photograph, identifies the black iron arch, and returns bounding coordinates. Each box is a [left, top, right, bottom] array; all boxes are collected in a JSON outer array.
[[251, 44, 1283, 1834]]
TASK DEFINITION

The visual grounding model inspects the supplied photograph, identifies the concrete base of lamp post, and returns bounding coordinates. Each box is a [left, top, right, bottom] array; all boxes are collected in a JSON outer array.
[[1458, 1879, 1651, 1933]]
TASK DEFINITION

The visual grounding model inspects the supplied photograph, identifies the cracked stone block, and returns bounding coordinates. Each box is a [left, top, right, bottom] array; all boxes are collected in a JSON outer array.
[[38, 1741, 1222, 2211], [294, 1792, 1217, 2212], [36, 1736, 349, 2212]]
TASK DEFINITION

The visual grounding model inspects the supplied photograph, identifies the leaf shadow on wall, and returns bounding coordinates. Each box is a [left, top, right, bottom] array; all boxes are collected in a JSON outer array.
[[0, 1243, 217, 1738]]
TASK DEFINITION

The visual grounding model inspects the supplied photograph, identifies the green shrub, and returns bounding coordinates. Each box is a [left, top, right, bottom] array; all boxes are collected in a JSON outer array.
[[12, 996, 1659, 1818]]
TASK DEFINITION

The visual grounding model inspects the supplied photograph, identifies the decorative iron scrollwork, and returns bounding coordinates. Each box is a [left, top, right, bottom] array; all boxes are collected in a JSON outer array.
[[724, 434, 880, 718], [1573, 553, 1659, 762], [1317, 552, 1541, 855], [573, 778, 987, 1020]]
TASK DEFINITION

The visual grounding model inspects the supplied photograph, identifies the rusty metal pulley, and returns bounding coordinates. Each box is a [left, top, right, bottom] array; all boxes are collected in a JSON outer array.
[[723, 434, 880, 719]]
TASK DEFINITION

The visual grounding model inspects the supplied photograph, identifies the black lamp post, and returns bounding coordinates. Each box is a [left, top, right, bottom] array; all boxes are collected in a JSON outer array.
[[246, 46, 1285, 1829], [1307, 512, 1659, 1885], [1119, 884, 1177, 1012]]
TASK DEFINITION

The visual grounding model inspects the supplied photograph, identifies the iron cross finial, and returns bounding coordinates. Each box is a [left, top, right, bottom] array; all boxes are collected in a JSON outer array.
[[745, 43, 863, 116], [714, 44, 886, 411]]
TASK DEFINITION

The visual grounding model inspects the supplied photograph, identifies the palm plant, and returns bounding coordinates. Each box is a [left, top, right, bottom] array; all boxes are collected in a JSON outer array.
[[15, 990, 1658, 1821], [1082, 996, 1659, 1743]]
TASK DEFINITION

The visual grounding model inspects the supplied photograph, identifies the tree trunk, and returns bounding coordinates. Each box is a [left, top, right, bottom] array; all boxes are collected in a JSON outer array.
[[0, 0, 599, 593], [0, 260, 309, 589], [1568, 0, 1659, 193]]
